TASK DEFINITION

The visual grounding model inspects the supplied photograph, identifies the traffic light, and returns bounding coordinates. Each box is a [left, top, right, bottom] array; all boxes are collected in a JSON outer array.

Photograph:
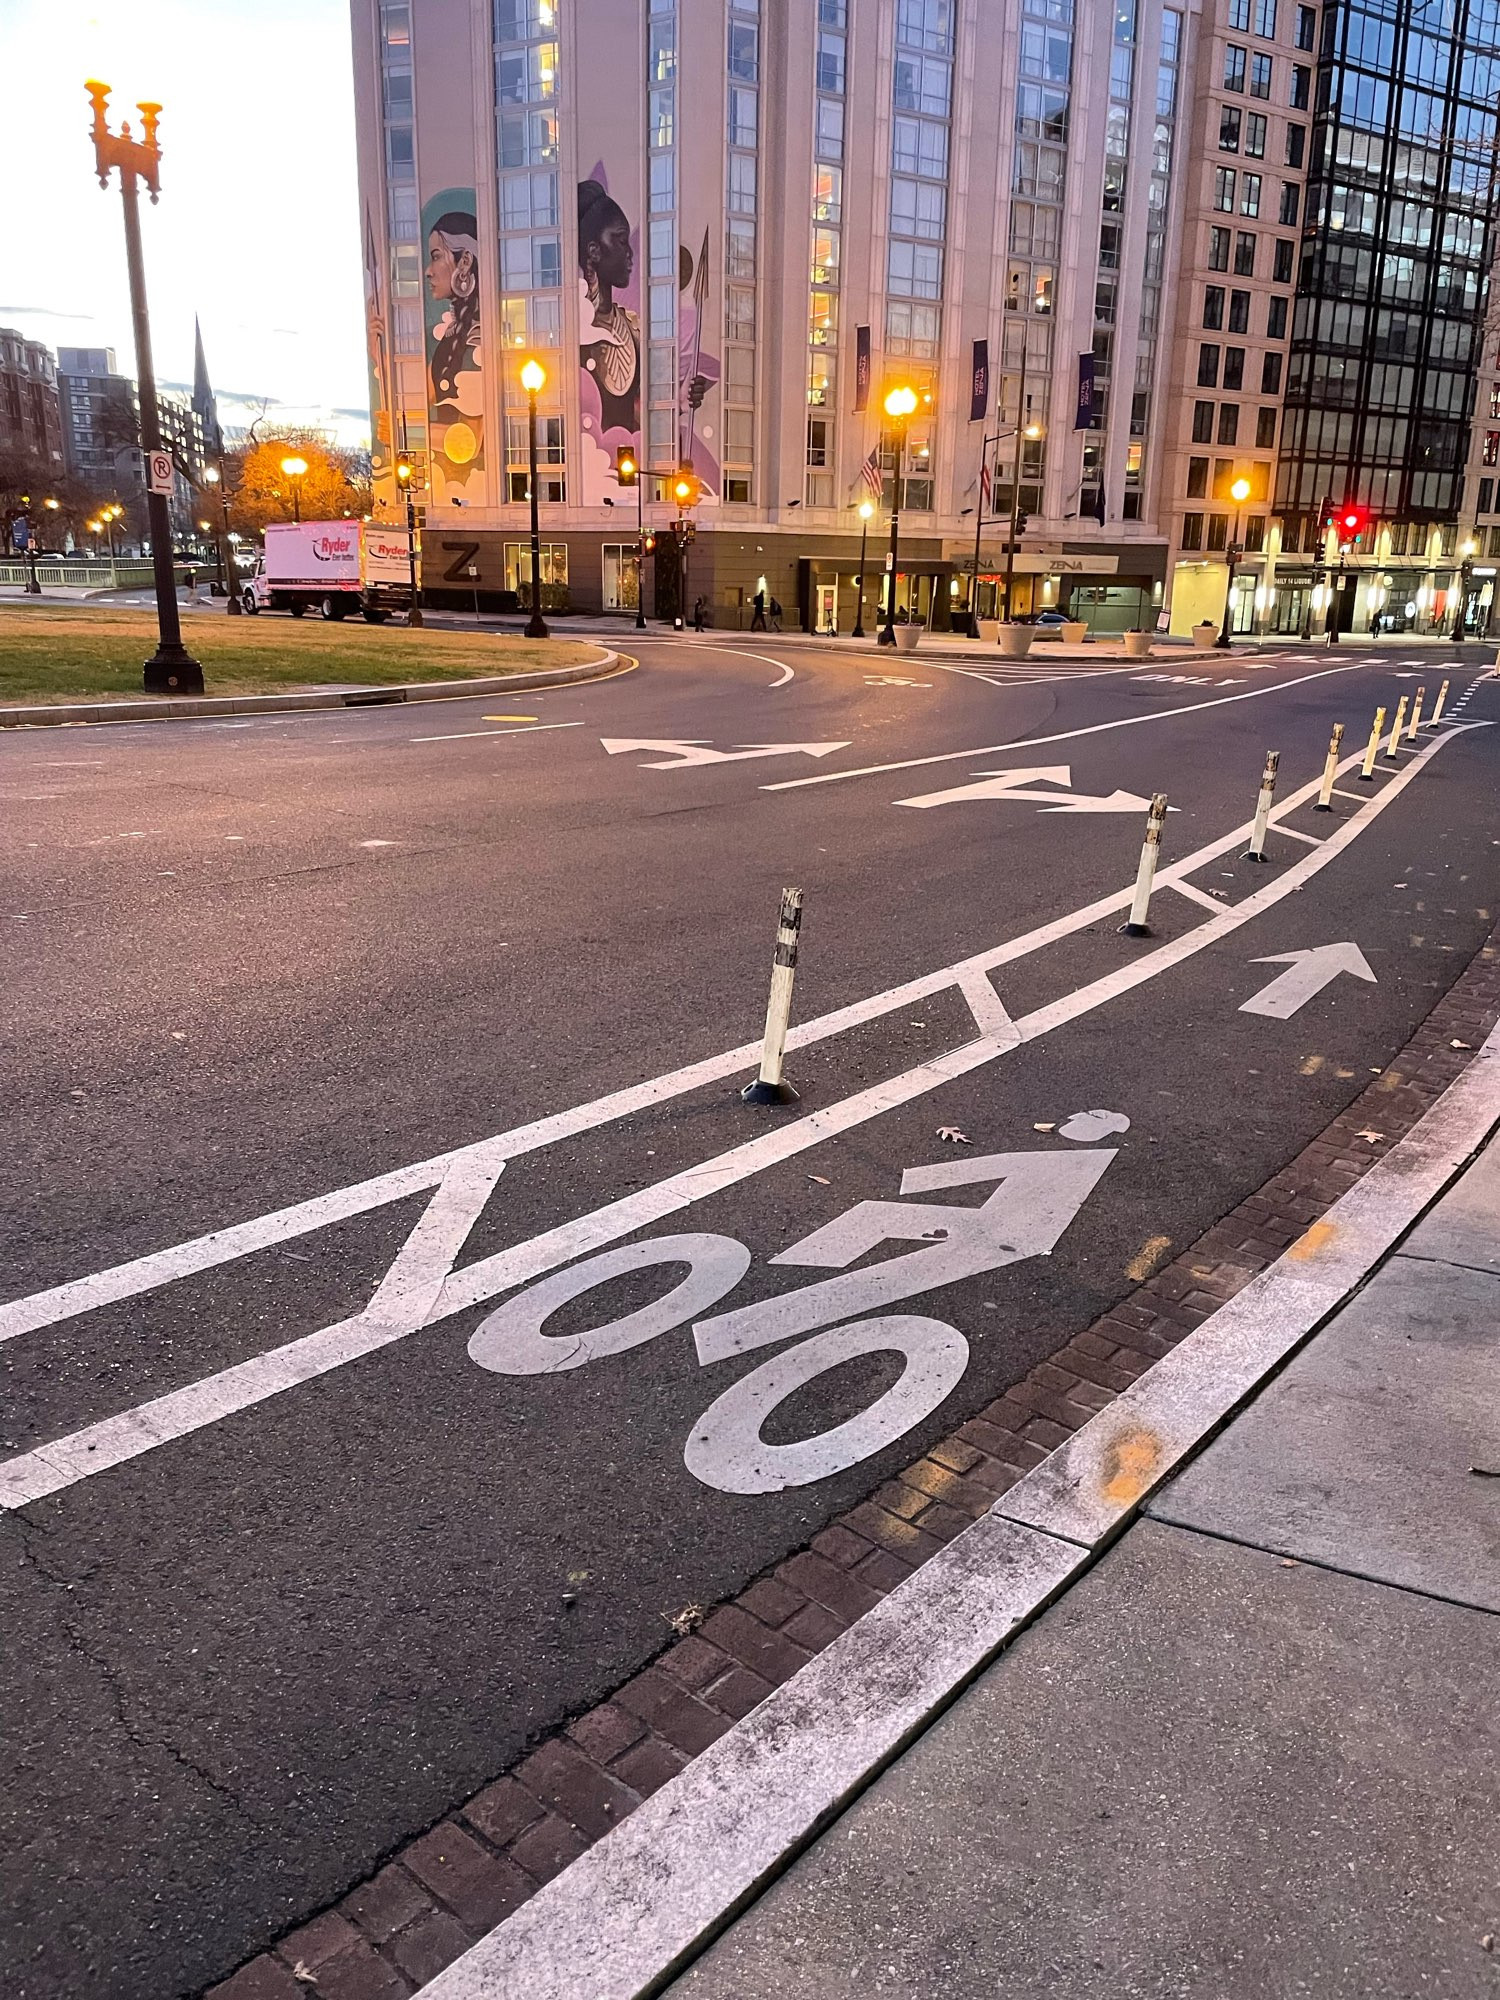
[[615, 447, 638, 486], [672, 466, 701, 510], [642, 530, 657, 554], [1336, 503, 1368, 550]]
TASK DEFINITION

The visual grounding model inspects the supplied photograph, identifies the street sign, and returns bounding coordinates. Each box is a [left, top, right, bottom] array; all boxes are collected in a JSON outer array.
[[144, 448, 175, 495]]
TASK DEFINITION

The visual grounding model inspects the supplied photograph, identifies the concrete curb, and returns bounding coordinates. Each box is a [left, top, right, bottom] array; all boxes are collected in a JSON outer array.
[[419, 1019, 1500, 2000], [0, 649, 626, 730]]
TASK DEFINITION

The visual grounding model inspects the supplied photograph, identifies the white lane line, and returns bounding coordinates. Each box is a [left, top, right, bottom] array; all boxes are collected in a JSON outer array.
[[1168, 878, 1229, 913], [759, 663, 1367, 792], [0, 736, 1441, 1354], [0, 730, 1472, 1508], [767, 662, 794, 688], [410, 721, 584, 744], [1271, 822, 1325, 847], [0, 741, 1390, 1350]]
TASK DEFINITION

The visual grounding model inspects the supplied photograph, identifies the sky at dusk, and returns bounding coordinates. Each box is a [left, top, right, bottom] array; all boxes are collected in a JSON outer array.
[[0, 0, 371, 444]]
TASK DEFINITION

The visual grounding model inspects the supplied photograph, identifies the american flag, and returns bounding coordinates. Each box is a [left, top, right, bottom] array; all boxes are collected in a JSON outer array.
[[980, 459, 993, 512], [855, 447, 883, 503]]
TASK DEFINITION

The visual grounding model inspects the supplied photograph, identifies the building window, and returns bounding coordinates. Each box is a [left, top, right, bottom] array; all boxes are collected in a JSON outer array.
[[503, 540, 568, 594], [1484, 432, 1500, 467], [1254, 0, 1276, 33], [1204, 285, 1226, 329], [1199, 343, 1221, 386], [1272, 238, 1294, 282], [1249, 53, 1272, 96], [1218, 403, 1239, 444], [1223, 348, 1245, 389], [1235, 230, 1257, 275], [1209, 225, 1231, 269], [1182, 511, 1205, 549], [1267, 295, 1288, 339], [1278, 182, 1299, 225], [1193, 399, 1215, 442], [1296, 5, 1315, 47], [1245, 112, 1267, 157], [1229, 290, 1250, 332], [1290, 64, 1310, 108], [1207, 513, 1230, 551], [1256, 406, 1277, 448], [1240, 174, 1261, 215], [1285, 123, 1305, 166], [1187, 456, 1209, 497], [1214, 168, 1236, 211], [1220, 106, 1242, 150], [1224, 44, 1246, 90], [816, 30, 845, 91], [1261, 351, 1282, 392], [1245, 515, 1266, 551], [1227, 0, 1249, 24], [728, 21, 758, 80]]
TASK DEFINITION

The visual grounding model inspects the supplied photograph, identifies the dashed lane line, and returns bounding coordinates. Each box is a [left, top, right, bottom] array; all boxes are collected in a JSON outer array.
[[0, 727, 1477, 1511], [760, 661, 1368, 792]]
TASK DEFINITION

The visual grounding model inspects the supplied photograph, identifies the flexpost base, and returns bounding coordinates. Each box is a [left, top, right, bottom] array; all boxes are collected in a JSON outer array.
[[1119, 921, 1152, 938], [143, 645, 204, 696], [1241, 850, 1273, 863], [741, 1077, 800, 1106]]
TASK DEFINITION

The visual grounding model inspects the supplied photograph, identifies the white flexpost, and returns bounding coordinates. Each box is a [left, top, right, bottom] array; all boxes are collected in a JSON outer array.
[[742, 887, 804, 1105], [1407, 685, 1425, 739], [1243, 749, 1279, 863], [1313, 721, 1344, 811], [1121, 793, 1169, 937], [1359, 706, 1385, 783], [1385, 696, 1408, 758], [1432, 678, 1449, 726]]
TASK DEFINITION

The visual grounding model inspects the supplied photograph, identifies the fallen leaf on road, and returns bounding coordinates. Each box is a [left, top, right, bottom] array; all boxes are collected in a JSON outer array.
[[291, 1966, 316, 1987], [807, 1174, 831, 1185], [1280, 1559, 1298, 1568], [1032, 1122, 1055, 1133], [937, 1127, 970, 1144], [1451, 1039, 1473, 1049], [1355, 1129, 1385, 1144], [665, 1603, 707, 1636]]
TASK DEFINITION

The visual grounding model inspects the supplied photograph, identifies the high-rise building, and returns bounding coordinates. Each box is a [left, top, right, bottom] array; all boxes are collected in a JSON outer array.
[[0, 329, 64, 474], [57, 345, 208, 544], [351, 0, 1499, 635]]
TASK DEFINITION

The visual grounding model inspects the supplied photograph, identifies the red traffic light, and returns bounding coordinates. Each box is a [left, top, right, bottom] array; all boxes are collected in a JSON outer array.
[[1337, 504, 1368, 544]]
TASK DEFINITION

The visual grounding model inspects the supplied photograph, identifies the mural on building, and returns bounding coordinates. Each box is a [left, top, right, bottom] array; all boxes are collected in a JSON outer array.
[[422, 190, 485, 502], [578, 170, 642, 505], [678, 225, 720, 503]]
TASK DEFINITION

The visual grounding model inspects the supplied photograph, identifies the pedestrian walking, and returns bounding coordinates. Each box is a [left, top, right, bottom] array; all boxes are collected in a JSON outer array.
[[750, 588, 768, 631], [770, 596, 783, 633], [183, 567, 199, 605], [693, 595, 705, 631]]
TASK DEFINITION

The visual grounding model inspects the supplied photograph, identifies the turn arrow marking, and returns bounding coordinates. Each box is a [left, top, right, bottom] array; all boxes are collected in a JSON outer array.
[[602, 739, 852, 769], [1239, 941, 1378, 1019], [895, 764, 1171, 814]]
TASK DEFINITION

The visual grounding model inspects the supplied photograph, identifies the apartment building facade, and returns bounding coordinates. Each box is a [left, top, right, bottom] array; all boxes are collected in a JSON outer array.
[[353, 0, 1499, 633], [57, 346, 209, 546], [0, 328, 64, 476]]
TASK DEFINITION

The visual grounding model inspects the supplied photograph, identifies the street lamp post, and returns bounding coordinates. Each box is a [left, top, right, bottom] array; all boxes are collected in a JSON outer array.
[[878, 384, 918, 646], [520, 357, 550, 640], [202, 463, 242, 613], [1451, 540, 1477, 641], [394, 458, 422, 627], [280, 454, 308, 524], [85, 80, 202, 694], [852, 497, 875, 639], [1215, 476, 1253, 649]]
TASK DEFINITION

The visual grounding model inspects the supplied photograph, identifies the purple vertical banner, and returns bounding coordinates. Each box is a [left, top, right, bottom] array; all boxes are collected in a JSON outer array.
[[854, 325, 872, 412], [969, 338, 990, 423], [1074, 353, 1096, 430]]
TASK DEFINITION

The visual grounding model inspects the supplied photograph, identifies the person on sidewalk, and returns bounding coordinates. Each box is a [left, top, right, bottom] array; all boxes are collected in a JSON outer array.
[[693, 596, 706, 632], [750, 589, 768, 631], [770, 596, 783, 633]]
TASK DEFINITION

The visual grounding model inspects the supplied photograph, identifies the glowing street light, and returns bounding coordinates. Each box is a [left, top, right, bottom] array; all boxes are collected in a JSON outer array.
[[853, 495, 876, 639], [394, 457, 422, 627], [520, 357, 549, 639], [279, 454, 309, 523], [878, 385, 918, 645], [1217, 474, 1255, 649]]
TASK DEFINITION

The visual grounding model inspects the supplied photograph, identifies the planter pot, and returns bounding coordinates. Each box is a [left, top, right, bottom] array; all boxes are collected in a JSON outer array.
[[977, 618, 1002, 645], [893, 623, 922, 653], [998, 624, 1035, 658], [1061, 620, 1088, 645], [1192, 621, 1218, 650], [1124, 630, 1153, 660]]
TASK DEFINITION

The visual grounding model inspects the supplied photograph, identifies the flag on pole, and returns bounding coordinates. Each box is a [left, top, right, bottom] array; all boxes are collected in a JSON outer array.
[[855, 446, 883, 504], [980, 459, 993, 511]]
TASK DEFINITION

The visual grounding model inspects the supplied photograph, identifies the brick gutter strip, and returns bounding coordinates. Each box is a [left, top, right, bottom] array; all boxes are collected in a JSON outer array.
[[209, 932, 1500, 2000], [0, 650, 627, 731]]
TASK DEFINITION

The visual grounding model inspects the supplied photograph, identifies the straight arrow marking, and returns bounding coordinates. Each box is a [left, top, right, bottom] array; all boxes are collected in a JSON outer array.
[[896, 765, 1173, 814], [1239, 941, 1378, 1020]]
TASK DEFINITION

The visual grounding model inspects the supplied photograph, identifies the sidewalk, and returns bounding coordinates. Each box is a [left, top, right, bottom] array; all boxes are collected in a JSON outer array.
[[667, 1143, 1500, 1997]]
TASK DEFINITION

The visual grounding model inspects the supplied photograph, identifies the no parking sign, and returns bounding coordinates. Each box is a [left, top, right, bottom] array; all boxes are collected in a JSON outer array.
[[144, 448, 174, 495]]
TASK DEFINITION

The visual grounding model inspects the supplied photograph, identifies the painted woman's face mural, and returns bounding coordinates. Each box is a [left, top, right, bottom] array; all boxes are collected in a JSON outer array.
[[422, 189, 485, 502], [577, 172, 642, 504]]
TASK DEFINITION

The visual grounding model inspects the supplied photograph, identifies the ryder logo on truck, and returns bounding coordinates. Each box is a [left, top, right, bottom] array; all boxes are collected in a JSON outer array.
[[311, 533, 356, 562]]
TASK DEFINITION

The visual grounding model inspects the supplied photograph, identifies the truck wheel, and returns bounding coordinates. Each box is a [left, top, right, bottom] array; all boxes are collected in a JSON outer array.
[[320, 596, 347, 622], [242, 593, 259, 616], [289, 601, 306, 618], [363, 606, 386, 624]]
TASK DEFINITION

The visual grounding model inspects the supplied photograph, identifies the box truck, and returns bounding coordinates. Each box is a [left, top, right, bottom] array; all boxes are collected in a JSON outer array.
[[241, 521, 416, 621]]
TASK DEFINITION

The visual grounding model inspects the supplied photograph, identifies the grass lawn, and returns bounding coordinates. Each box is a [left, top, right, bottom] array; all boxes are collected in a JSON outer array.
[[0, 603, 600, 705]]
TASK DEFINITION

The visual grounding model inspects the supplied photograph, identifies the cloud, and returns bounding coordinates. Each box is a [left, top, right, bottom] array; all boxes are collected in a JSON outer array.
[[0, 305, 99, 321]]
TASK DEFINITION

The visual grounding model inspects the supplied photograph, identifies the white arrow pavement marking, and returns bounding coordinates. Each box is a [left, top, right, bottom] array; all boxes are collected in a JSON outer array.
[[896, 765, 1176, 814], [601, 739, 852, 769], [1239, 941, 1378, 1019]]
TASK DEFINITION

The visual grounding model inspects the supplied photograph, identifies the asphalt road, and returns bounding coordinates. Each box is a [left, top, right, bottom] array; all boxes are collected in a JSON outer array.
[[3, 629, 1498, 1997]]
